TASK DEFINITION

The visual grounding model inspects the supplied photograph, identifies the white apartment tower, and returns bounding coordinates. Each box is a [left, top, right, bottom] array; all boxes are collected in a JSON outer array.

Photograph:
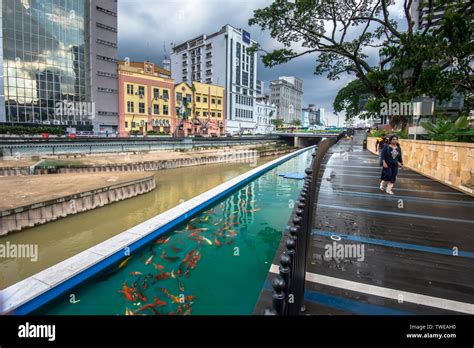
[[170, 25, 258, 134]]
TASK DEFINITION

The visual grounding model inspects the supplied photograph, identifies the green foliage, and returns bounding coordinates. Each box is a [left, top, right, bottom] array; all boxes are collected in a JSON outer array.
[[0, 125, 65, 135], [271, 118, 284, 129], [368, 130, 408, 139], [249, 0, 473, 126], [421, 116, 474, 142], [290, 119, 301, 126]]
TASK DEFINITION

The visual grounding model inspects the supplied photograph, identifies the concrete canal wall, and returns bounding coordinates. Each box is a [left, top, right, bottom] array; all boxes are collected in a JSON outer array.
[[367, 137, 474, 196], [0, 167, 30, 177], [35, 148, 294, 175], [0, 175, 156, 236], [0, 145, 315, 315]]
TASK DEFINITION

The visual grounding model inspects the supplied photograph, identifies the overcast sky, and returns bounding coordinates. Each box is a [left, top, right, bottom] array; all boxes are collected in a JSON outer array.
[[117, 0, 406, 126]]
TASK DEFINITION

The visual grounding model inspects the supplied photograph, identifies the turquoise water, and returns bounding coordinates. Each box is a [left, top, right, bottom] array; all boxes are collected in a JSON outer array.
[[37, 150, 313, 315]]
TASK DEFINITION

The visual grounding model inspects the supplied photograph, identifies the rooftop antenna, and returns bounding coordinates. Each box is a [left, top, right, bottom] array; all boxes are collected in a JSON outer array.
[[163, 41, 171, 71]]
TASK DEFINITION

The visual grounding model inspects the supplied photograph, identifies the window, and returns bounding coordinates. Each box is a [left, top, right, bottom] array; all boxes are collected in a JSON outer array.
[[218, 113, 221, 118], [196, 111, 200, 116], [211, 112, 215, 117], [163, 105, 169, 115], [127, 84, 134, 95], [163, 90, 169, 100], [125, 121, 128, 128], [186, 94, 192, 103], [218, 99, 222, 105], [153, 88, 159, 99], [154, 104, 159, 115], [204, 112, 208, 116], [177, 93, 183, 102], [196, 96, 201, 102], [138, 86, 145, 96], [127, 101, 134, 113], [211, 98, 216, 104], [139, 103, 145, 113], [203, 97, 207, 103]]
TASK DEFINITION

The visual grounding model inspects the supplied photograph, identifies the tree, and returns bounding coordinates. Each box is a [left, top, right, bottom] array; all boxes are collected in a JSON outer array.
[[249, 0, 473, 128], [271, 118, 284, 129], [290, 118, 301, 126]]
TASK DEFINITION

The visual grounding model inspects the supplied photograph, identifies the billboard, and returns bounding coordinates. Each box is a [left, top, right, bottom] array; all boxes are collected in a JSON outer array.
[[242, 30, 251, 44]]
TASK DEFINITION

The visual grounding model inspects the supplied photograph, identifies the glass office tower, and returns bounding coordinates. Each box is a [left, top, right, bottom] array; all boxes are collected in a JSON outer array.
[[1, 0, 89, 124], [1, 0, 119, 132]]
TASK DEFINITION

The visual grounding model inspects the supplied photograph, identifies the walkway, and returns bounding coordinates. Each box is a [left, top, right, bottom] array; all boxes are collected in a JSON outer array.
[[303, 132, 474, 315]]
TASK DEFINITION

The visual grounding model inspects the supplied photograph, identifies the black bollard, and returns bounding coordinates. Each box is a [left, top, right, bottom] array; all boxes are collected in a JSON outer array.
[[271, 275, 286, 315]]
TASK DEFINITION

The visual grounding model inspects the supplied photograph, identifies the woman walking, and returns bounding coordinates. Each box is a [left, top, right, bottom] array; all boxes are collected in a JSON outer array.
[[380, 135, 404, 194]]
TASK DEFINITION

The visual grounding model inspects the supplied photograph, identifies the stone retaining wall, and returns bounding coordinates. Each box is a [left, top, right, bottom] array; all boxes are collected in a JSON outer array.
[[0, 167, 30, 176], [42, 149, 293, 174], [367, 137, 474, 195], [0, 175, 156, 236]]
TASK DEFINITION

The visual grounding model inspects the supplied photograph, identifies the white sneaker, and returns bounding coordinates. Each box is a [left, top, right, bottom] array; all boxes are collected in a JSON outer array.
[[379, 182, 385, 191], [386, 189, 394, 195]]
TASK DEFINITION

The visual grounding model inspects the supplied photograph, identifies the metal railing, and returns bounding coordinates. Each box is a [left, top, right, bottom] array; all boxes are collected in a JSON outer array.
[[265, 132, 346, 315]]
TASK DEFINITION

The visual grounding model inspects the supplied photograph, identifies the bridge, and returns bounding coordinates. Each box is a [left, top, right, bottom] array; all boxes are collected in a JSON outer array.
[[276, 132, 342, 148], [256, 131, 474, 315]]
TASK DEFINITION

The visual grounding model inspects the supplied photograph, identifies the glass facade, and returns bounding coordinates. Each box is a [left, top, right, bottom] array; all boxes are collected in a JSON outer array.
[[1, 0, 89, 124]]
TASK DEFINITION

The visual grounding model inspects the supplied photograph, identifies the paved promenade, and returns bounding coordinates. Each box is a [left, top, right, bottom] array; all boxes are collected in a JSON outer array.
[[304, 133, 474, 315]]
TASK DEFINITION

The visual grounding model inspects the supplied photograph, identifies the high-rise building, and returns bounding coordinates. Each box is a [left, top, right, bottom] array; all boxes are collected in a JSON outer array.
[[316, 108, 325, 126], [170, 24, 258, 134], [0, 0, 118, 132], [256, 80, 264, 96], [269, 76, 303, 124], [301, 104, 317, 126]]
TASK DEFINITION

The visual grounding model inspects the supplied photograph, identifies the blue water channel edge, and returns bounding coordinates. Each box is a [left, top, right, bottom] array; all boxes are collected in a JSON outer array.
[[10, 146, 316, 315]]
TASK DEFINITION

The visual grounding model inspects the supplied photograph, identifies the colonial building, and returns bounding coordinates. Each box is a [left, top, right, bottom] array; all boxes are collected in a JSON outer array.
[[118, 61, 175, 136]]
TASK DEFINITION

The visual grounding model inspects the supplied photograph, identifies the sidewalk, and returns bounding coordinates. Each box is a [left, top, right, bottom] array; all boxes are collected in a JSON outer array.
[[304, 132, 474, 315]]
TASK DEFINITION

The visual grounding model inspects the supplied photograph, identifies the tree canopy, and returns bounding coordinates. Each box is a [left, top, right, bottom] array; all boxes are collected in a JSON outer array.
[[249, 0, 473, 127]]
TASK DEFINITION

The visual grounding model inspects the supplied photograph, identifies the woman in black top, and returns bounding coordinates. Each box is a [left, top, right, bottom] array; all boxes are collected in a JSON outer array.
[[380, 135, 404, 194]]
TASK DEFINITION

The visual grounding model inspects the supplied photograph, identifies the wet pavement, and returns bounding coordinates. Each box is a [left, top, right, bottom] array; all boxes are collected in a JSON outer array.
[[255, 132, 474, 315], [305, 132, 474, 315]]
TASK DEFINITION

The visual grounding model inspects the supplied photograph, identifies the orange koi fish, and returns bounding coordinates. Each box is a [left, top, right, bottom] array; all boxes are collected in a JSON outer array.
[[161, 288, 181, 303], [130, 272, 143, 276], [153, 263, 165, 271], [155, 272, 172, 281], [214, 238, 221, 247], [155, 237, 170, 244], [119, 282, 135, 302]]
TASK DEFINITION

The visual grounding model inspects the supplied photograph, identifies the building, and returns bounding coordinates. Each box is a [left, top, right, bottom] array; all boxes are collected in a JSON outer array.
[[256, 80, 264, 97], [118, 61, 175, 136], [316, 108, 325, 126], [170, 24, 258, 134], [0, 0, 119, 132], [254, 96, 276, 134], [175, 81, 225, 137], [269, 76, 303, 124], [301, 104, 318, 127]]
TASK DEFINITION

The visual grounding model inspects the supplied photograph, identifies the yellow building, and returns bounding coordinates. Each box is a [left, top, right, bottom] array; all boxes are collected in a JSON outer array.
[[118, 61, 176, 136], [174, 81, 225, 136]]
